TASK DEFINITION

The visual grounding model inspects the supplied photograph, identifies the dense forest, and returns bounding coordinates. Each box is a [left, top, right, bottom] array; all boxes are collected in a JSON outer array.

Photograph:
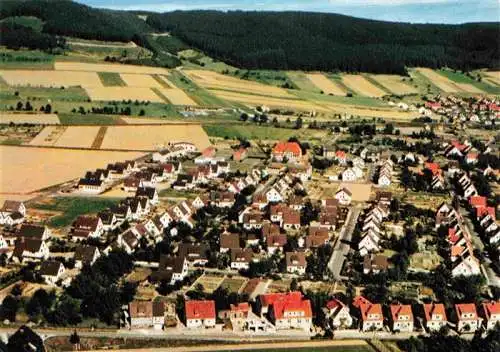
[[147, 11, 500, 74], [0, 22, 65, 51]]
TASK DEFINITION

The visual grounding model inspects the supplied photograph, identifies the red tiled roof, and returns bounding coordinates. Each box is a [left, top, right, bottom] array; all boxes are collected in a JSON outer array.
[[423, 303, 447, 322], [451, 140, 467, 151], [466, 152, 478, 160], [353, 296, 383, 322], [335, 150, 346, 159], [229, 302, 250, 312], [326, 299, 345, 311], [272, 142, 302, 156], [476, 206, 496, 220], [262, 292, 312, 319], [185, 300, 215, 320], [448, 228, 460, 244], [390, 304, 413, 321], [424, 162, 441, 176], [482, 301, 500, 320], [469, 196, 487, 208], [455, 303, 478, 319]]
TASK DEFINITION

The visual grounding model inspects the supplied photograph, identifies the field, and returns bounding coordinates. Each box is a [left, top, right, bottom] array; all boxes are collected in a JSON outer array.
[[100, 124, 211, 151], [54, 61, 169, 74], [120, 73, 163, 88], [482, 71, 500, 86], [219, 276, 247, 293], [0, 113, 60, 125], [437, 69, 500, 94], [157, 87, 198, 105], [31, 197, 119, 227], [341, 75, 387, 97], [0, 70, 103, 88], [98, 72, 126, 87], [306, 73, 346, 95], [84, 86, 164, 102], [286, 71, 321, 92], [203, 124, 325, 141], [29, 126, 101, 148], [370, 75, 419, 95], [0, 146, 144, 195], [185, 69, 294, 98], [415, 68, 465, 93]]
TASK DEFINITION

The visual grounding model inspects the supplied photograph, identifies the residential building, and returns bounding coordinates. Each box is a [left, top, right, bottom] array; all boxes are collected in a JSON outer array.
[[285, 252, 306, 275], [272, 142, 302, 162], [74, 245, 100, 268], [39, 260, 65, 285], [129, 300, 166, 329], [390, 304, 414, 332], [353, 296, 384, 331], [481, 301, 500, 330], [455, 303, 482, 333], [185, 300, 216, 329], [423, 303, 448, 332], [323, 299, 353, 329]]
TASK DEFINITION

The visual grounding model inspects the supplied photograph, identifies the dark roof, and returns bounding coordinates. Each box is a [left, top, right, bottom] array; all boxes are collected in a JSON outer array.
[[231, 248, 253, 263], [13, 238, 43, 257], [286, 252, 306, 267], [178, 243, 209, 261], [39, 261, 63, 276], [73, 216, 100, 231], [74, 245, 98, 264], [78, 178, 103, 186], [98, 210, 115, 224], [220, 233, 240, 250], [19, 224, 45, 239], [1, 200, 23, 213], [135, 187, 157, 200], [8, 325, 45, 352]]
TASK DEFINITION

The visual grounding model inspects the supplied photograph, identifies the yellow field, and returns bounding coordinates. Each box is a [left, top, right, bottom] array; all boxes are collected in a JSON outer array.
[[306, 73, 346, 95], [28, 126, 66, 146], [319, 102, 418, 120], [483, 71, 500, 86], [0, 146, 144, 195], [122, 117, 172, 124], [0, 70, 102, 88], [0, 113, 60, 125], [84, 87, 164, 102], [209, 89, 327, 112], [159, 88, 198, 105], [185, 70, 294, 98], [454, 83, 485, 94], [370, 75, 419, 95], [100, 124, 211, 151], [120, 73, 163, 88], [416, 68, 461, 93], [54, 61, 169, 74], [341, 75, 387, 97], [55, 126, 100, 148]]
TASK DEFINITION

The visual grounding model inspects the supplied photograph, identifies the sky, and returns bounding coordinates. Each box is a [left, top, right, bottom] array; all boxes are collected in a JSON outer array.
[[75, 0, 500, 24]]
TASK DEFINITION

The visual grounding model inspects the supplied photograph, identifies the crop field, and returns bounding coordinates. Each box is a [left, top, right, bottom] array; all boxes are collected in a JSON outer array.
[[306, 73, 346, 95], [100, 124, 211, 151], [0, 113, 60, 125], [158, 88, 198, 105], [370, 75, 419, 95], [209, 90, 327, 112], [120, 73, 163, 88], [122, 117, 174, 124], [286, 71, 321, 92], [29, 126, 66, 146], [0, 70, 103, 88], [341, 75, 387, 97], [84, 86, 164, 102], [54, 61, 169, 74], [203, 124, 325, 141], [318, 102, 418, 120], [185, 69, 294, 98], [98, 72, 126, 87], [32, 126, 100, 148], [0, 146, 143, 195], [416, 68, 466, 93], [437, 70, 500, 94], [483, 71, 500, 86]]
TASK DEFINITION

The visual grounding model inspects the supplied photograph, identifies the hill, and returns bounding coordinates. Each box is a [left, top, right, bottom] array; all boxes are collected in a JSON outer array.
[[146, 11, 500, 74]]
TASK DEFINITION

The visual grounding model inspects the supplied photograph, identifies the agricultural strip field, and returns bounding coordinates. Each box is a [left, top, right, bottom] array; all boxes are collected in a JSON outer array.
[[286, 71, 321, 92], [100, 124, 211, 151], [185, 70, 294, 98], [31, 126, 101, 148], [306, 73, 346, 95], [203, 124, 326, 140], [370, 74, 419, 95], [0, 146, 144, 195], [98, 72, 126, 87], [208, 90, 327, 112], [341, 75, 387, 97], [120, 73, 163, 88], [319, 102, 418, 120], [436, 69, 500, 94], [0, 70, 103, 88], [482, 71, 500, 86], [54, 61, 169, 74], [158, 88, 198, 105], [84, 87, 164, 102], [0, 113, 60, 125], [121, 117, 175, 124], [416, 68, 467, 93]]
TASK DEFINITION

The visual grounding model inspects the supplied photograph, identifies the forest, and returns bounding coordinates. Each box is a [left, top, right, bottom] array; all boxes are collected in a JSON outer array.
[[146, 11, 500, 74], [0, 22, 65, 51]]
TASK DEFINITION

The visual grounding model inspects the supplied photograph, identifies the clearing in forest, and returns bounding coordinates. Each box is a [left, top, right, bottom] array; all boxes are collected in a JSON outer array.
[[306, 73, 346, 95], [341, 75, 387, 97], [370, 75, 419, 95]]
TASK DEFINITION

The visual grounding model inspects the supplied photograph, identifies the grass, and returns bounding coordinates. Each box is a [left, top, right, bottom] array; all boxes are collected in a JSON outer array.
[[0, 49, 54, 69], [219, 277, 246, 293], [58, 113, 122, 125], [287, 71, 322, 93], [0, 86, 89, 102], [437, 69, 500, 94], [0, 16, 44, 32], [0, 138, 23, 145], [98, 72, 126, 87], [158, 188, 198, 199], [203, 124, 309, 140], [32, 197, 118, 227], [291, 89, 387, 107]]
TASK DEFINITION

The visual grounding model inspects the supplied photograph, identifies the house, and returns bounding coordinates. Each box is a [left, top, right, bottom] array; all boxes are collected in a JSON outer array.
[[353, 296, 384, 331], [481, 301, 500, 330], [0, 200, 26, 218], [77, 177, 104, 194], [136, 187, 159, 205], [390, 304, 413, 332], [423, 303, 447, 332], [98, 211, 118, 231], [12, 238, 49, 262], [74, 245, 100, 268], [117, 230, 140, 254], [231, 248, 253, 270], [39, 260, 65, 285], [178, 243, 209, 266], [358, 233, 380, 257], [363, 254, 388, 274], [455, 303, 482, 333], [72, 216, 104, 241], [220, 233, 241, 253], [19, 224, 51, 241], [218, 302, 271, 332], [265, 187, 284, 203], [452, 254, 481, 277], [465, 152, 478, 164], [285, 252, 306, 275], [323, 299, 353, 329], [469, 195, 487, 209], [283, 210, 301, 230], [335, 150, 347, 164], [272, 142, 302, 162], [258, 292, 312, 331], [185, 300, 216, 329], [377, 172, 391, 187], [335, 187, 352, 205], [129, 300, 166, 329], [342, 168, 357, 182], [266, 233, 287, 254], [0, 211, 25, 226], [123, 177, 144, 193], [305, 227, 330, 249], [7, 326, 45, 352], [233, 147, 248, 161]]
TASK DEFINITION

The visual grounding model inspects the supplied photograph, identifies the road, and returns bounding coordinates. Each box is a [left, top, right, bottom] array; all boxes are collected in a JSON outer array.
[[328, 205, 362, 280]]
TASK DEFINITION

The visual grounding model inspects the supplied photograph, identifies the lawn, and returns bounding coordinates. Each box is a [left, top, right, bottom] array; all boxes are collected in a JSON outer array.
[[437, 69, 500, 94], [98, 72, 127, 87], [31, 197, 118, 227]]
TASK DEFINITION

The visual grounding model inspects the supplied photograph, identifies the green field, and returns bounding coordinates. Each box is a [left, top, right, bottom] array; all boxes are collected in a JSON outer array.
[[203, 124, 320, 140], [0, 16, 44, 32], [291, 89, 387, 107], [32, 197, 119, 227], [287, 71, 322, 93], [57, 113, 122, 125], [437, 69, 500, 94], [98, 72, 127, 87], [0, 50, 54, 69]]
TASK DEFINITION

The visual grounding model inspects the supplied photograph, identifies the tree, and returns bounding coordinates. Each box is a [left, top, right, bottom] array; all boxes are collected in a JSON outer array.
[[295, 117, 303, 129], [0, 295, 18, 322], [70, 330, 81, 349], [45, 104, 52, 114], [139, 109, 145, 116]]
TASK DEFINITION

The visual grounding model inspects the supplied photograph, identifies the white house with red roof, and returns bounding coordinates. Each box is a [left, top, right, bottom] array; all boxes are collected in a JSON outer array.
[[323, 299, 353, 329], [423, 303, 447, 332], [481, 301, 500, 330], [272, 142, 302, 162], [390, 304, 414, 332], [455, 303, 482, 333], [353, 296, 384, 331], [185, 300, 216, 329], [258, 292, 312, 331]]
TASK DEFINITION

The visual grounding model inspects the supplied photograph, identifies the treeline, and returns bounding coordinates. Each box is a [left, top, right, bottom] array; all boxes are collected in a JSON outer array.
[[147, 11, 500, 74], [0, 22, 65, 51], [0, 0, 152, 42]]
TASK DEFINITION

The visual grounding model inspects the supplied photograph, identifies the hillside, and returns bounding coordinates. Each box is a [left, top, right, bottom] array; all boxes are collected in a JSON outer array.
[[147, 11, 500, 74]]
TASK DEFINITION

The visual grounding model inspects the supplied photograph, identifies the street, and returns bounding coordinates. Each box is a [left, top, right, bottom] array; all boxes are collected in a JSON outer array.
[[328, 205, 362, 280]]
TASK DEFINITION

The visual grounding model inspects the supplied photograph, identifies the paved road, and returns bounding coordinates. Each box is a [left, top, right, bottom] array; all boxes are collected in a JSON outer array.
[[328, 205, 362, 280]]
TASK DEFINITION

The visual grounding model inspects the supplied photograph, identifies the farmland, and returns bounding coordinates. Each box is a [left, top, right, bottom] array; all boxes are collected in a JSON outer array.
[[341, 75, 387, 97], [0, 70, 103, 88], [203, 124, 326, 140], [0, 113, 60, 125], [415, 68, 471, 93], [54, 61, 169, 74], [29, 126, 101, 148], [482, 71, 500, 86], [0, 146, 143, 196], [84, 86, 165, 103], [98, 72, 126, 87], [306, 73, 346, 96], [370, 74, 419, 95], [120, 73, 164, 88]]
